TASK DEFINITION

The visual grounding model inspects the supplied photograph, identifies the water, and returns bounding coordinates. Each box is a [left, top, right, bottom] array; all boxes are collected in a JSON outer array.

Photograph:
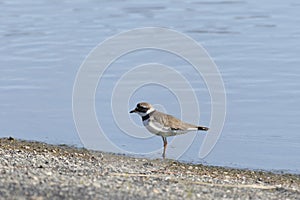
[[1, 0, 300, 173]]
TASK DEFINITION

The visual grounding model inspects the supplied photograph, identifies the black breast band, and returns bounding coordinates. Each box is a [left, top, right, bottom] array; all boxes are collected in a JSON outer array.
[[142, 114, 150, 121]]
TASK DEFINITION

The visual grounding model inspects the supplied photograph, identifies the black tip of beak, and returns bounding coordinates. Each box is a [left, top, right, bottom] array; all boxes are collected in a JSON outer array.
[[129, 110, 135, 113]]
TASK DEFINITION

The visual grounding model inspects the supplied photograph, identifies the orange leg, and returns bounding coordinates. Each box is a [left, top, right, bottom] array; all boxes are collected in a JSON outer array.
[[162, 136, 167, 159]]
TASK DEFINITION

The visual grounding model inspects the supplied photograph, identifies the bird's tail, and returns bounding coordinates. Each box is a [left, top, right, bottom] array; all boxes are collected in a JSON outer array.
[[197, 126, 209, 131]]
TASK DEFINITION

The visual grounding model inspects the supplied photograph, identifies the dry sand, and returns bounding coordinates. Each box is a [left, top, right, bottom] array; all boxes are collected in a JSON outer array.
[[0, 137, 299, 199]]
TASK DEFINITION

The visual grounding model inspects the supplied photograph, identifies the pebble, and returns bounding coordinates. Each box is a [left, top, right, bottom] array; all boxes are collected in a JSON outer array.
[[0, 137, 299, 200]]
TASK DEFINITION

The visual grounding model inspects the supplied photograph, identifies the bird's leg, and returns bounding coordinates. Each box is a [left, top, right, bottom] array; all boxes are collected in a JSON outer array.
[[162, 136, 167, 159]]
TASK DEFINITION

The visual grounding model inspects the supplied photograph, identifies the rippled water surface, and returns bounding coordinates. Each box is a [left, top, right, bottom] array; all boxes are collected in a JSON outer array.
[[1, 0, 300, 173]]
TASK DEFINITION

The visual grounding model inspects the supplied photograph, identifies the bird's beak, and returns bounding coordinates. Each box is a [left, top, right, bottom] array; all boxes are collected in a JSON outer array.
[[129, 109, 136, 113]]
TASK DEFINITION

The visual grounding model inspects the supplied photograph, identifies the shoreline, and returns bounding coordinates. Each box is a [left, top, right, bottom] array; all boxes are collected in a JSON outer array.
[[0, 137, 299, 199]]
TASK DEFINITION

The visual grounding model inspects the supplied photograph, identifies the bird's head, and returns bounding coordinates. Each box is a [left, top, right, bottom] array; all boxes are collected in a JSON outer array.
[[129, 102, 155, 117]]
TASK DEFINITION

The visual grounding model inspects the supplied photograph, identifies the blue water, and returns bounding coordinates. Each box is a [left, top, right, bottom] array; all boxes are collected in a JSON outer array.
[[1, 0, 300, 173]]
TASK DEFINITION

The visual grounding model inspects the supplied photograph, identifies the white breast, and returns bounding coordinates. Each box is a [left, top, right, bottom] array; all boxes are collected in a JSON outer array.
[[143, 119, 162, 135], [143, 118, 188, 137]]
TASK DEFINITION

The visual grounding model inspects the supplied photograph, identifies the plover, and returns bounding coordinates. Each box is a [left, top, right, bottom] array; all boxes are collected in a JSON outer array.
[[129, 102, 209, 159]]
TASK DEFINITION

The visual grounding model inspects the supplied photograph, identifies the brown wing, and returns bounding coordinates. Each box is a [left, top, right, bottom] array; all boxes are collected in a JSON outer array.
[[151, 111, 198, 131]]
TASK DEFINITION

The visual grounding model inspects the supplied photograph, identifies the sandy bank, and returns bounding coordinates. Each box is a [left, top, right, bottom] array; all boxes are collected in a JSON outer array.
[[0, 137, 299, 199]]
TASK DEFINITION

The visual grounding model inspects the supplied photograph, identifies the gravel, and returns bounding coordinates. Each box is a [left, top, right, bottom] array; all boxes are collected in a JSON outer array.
[[0, 137, 299, 199]]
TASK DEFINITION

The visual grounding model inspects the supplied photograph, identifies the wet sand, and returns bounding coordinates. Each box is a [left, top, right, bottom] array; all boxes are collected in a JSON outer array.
[[0, 137, 299, 199]]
